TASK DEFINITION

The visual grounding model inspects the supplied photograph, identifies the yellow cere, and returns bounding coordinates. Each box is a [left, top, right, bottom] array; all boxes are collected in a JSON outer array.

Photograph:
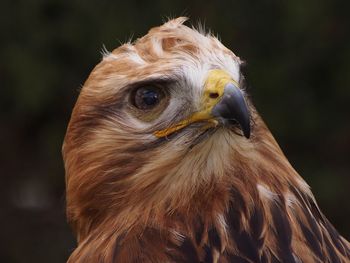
[[154, 69, 239, 138]]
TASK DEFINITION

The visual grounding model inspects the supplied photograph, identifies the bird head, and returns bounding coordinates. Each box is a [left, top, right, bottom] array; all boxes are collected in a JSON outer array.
[[63, 17, 288, 239], [63, 18, 350, 263]]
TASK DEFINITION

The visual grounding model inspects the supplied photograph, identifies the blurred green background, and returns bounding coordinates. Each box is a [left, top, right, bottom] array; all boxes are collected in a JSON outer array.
[[1, 0, 349, 262]]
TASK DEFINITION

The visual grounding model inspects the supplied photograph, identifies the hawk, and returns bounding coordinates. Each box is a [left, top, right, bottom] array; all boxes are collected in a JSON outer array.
[[63, 17, 350, 263]]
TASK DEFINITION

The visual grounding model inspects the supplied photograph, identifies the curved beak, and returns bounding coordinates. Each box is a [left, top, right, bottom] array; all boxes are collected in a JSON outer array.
[[212, 83, 251, 138], [154, 69, 251, 139]]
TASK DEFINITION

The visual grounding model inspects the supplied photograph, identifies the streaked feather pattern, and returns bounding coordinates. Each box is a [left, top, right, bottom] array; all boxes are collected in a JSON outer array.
[[63, 17, 350, 262]]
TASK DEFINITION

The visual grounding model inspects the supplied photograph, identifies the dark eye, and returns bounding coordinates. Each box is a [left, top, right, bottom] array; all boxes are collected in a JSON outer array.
[[133, 86, 163, 110]]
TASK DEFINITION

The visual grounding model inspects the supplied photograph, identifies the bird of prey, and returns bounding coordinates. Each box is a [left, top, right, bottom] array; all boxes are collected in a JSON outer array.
[[63, 17, 350, 263]]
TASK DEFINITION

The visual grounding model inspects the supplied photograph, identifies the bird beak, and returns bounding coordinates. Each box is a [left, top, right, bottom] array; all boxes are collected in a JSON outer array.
[[154, 69, 251, 138], [211, 82, 251, 138]]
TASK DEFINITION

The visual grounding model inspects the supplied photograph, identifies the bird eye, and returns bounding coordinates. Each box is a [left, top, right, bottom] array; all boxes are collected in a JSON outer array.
[[133, 86, 163, 110], [128, 84, 169, 122]]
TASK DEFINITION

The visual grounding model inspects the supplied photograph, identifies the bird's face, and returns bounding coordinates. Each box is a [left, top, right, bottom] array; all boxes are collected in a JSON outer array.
[[63, 18, 260, 232], [116, 67, 251, 150]]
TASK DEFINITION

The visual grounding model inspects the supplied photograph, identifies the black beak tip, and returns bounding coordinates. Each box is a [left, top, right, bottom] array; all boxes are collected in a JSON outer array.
[[242, 124, 251, 139], [212, 83, 251, 139]]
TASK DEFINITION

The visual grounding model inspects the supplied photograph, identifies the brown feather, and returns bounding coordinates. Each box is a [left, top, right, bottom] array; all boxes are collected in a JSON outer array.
[[63, 17, 350, 263]]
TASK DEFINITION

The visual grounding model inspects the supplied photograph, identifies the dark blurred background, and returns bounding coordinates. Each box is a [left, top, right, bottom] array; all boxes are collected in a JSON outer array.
[[1, 0, 349, 262]]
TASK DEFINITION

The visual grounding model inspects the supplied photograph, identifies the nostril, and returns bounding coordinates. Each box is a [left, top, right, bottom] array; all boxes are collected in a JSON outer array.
[[209, 92, 219, 99]]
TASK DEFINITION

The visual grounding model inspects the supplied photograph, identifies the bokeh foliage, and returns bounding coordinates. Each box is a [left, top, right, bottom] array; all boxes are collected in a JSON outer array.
[[1, 0, 349, 262]]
